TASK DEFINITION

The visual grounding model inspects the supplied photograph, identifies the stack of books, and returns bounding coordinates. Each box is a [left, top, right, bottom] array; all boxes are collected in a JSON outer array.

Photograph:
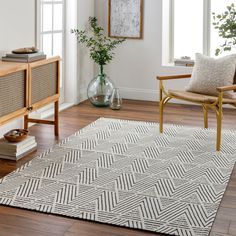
[[0, 136, 37, 161], [2, 52, 46, 63]]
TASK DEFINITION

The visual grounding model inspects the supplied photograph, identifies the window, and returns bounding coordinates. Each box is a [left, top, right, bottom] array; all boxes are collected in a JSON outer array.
[[173, 0, 204, 60], [37, 0, 65, 101], [164, 0, 236, 64]]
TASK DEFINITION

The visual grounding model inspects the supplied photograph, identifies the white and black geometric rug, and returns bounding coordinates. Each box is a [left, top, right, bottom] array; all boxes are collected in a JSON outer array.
[[0, 118, 236, 236]]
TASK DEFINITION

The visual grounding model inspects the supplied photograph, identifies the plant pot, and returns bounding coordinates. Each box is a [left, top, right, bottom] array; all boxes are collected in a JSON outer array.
[[87, 65, 115, 107]]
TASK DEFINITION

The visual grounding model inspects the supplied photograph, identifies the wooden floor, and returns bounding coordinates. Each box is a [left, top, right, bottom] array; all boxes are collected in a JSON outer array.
[[0, 100, 235, 236]]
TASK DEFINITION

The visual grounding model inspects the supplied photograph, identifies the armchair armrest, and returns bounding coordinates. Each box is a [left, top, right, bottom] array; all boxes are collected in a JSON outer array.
[[217, 85, 236, 92], [156, 74, 192, 80]]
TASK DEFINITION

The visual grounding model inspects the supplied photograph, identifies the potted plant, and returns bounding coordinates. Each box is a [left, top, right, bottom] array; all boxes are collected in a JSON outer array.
[[72, 17, 125, 107], [212, 3, 236, 56]]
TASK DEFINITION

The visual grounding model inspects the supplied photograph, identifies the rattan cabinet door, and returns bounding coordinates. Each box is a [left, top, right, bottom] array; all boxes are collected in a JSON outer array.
[[31, 62, 58, 105], [0, 70, 27, 124]]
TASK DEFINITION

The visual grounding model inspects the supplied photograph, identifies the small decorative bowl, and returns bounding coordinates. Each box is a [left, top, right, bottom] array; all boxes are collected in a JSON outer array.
[[12, 47, 38, 54], [4, 129, 29, 143]]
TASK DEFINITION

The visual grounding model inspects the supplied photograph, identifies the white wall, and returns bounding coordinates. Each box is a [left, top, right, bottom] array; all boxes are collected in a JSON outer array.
[[0, 0, 36, 56], [77, 0, 95, 102], [0, 0, 36, 137], [94, 0, 193, 101]]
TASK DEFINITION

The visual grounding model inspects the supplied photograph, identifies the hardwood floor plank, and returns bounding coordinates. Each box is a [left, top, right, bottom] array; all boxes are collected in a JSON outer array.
[[0, 224, 64, 236], [229, 221, 236, 235], [65, 221, 160, 236], [210, 233, 233, 236], [221, 196, 236, 209], [0, 100, 235, 236], [216, 207, 236, 221], [210, 219, 230, 234], [0, 207, 73, 234]]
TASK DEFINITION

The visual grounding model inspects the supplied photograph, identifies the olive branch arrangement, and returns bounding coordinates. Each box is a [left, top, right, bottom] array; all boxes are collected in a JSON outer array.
[[71, 17, 125, 75]]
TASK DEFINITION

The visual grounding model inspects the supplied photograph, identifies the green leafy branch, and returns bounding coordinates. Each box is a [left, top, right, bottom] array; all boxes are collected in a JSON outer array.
[[71, 17, 125, 66], [212, 3, 236, 56]]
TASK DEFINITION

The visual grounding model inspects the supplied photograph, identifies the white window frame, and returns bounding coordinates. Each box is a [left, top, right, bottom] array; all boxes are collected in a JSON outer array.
[[36, 0, 66, 103], [166, 0, 213, 64]]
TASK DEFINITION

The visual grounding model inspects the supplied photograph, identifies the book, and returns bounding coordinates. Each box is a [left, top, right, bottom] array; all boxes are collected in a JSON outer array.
[[0, 141, 37, 157], [0, 144, 37, 161], [0, 136, 35, 152], [6, 52, 44, 59], [0, 141, 36, 156], [2, 55, 46, 63]]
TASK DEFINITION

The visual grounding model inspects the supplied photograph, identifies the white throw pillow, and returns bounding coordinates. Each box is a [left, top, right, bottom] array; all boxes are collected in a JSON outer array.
[[186, 53, 236, 98]]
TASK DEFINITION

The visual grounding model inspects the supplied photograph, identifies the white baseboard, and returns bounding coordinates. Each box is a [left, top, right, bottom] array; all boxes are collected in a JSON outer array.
[[119, 87, 192, 105], [35, 103, 74, 119], [119, 87, 159, 102]]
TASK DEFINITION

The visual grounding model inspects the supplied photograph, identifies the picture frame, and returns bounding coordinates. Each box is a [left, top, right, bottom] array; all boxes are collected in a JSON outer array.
[[108, 0, 143, 39]]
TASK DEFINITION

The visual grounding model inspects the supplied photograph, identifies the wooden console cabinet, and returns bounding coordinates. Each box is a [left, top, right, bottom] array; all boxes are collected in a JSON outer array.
[[0, 56, 60, 135]]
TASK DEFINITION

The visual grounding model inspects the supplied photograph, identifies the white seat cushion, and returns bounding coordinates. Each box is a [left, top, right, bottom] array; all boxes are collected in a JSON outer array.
[[186, 53, 236, 98]]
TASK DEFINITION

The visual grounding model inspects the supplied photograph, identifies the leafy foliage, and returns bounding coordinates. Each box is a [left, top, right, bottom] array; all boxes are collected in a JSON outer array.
[[71, 17, 125, 67], [212, 3, 236, 56]]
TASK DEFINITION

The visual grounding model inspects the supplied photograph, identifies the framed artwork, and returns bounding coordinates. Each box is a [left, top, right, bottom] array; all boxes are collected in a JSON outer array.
[[108, 0, 143, 39]]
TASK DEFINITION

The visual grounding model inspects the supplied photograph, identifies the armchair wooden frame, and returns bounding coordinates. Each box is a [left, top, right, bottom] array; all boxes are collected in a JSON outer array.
[[157, 74, 236, 151]]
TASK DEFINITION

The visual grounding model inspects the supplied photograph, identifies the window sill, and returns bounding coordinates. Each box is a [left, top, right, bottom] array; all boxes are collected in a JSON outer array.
[[161, 63, 194, 69]]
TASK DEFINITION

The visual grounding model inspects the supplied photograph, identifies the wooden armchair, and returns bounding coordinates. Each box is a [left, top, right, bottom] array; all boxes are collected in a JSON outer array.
[[156, 74, 236, 151]]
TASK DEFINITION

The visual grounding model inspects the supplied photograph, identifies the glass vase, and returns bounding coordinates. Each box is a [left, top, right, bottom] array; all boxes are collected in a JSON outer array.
[[109, 88, 122, 110], [87, 65, 115, 107]]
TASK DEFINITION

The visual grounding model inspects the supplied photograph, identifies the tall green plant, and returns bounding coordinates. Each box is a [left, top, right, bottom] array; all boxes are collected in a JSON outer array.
[[212, 3, 236, 56], [71, 17, 125, 73]]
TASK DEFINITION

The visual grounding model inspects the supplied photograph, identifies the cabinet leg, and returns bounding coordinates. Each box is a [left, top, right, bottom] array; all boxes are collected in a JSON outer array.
[[24, 115, 29, 130], [54, 101, 59, 136]]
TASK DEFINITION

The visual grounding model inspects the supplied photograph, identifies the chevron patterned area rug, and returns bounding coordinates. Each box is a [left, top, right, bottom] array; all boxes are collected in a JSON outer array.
[[0, 118, 236, 236]]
